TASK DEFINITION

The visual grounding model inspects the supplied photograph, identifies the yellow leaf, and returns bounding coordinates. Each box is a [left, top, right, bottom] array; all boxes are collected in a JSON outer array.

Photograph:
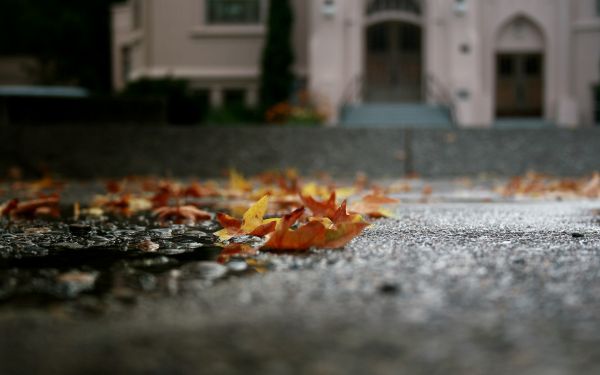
[[214, 228, 232, 241], [215, 196, 277, 241], [301, 182, 329, 199], [241, 195, 270, 233], [335, 187, 356, 200], [229, 169, 252, 192]]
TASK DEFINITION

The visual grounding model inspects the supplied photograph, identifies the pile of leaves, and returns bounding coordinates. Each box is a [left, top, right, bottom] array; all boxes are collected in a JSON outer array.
[[1, 170, 400, 263], [499, 172, 600, 199]]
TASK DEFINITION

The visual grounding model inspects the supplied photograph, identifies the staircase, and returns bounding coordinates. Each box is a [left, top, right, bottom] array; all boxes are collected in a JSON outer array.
[[494, 118, 556, 129], [340, 103, 453, 128]]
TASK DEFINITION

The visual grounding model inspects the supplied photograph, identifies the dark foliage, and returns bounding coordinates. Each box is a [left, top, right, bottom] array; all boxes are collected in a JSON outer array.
[[122, 78, 211, 125], [259, 0, 295, 113], [0, 0, 124, 93]]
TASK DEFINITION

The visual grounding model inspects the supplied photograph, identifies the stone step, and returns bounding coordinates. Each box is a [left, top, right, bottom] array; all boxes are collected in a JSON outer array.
[[341, 103, 453, 128]]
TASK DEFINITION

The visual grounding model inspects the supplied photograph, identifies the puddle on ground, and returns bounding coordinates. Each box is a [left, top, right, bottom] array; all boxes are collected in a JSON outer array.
[[0, 214, 271, 316]]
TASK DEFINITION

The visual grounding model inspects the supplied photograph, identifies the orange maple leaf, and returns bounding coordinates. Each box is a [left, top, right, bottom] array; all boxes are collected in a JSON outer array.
[[183, 182, 219, 198], [261, 207, 326, 251], [0, 198, 19, 217], [349, 193, 398, 218], [300, 192, 337, 219], [262, 204, 369, 251], [320, 221, 370, 249], [6, 196, 60, 219], [153, 205, 211, 224], [105, 180, 122, 194], [93, 194, 151, 216], [581, 173, 600, 198]]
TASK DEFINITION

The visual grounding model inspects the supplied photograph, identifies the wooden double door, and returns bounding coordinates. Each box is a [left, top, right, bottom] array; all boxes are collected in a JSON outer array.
[[365, 22, 422, 102], [496, 53, 544, 117]]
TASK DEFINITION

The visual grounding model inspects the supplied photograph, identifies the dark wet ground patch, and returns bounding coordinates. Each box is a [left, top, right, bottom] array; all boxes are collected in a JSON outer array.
[[0, 214, 270, 315]]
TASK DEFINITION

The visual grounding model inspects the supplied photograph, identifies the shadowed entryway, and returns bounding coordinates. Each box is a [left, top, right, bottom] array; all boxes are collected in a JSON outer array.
[[495, 16, 545, 119], [365, 21, 422, 103]]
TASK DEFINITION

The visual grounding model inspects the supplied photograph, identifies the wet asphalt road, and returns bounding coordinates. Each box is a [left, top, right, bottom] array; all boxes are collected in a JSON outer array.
[[1, 199, 600, 375]]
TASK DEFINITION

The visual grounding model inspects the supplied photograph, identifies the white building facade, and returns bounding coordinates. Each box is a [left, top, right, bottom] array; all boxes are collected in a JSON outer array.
[[112, 0, 600, 127]]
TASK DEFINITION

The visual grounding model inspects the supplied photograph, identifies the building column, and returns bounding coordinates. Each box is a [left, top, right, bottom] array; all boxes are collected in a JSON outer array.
[[308, 0, 353, 125], [448, 0, 488, 127], [556, 0, 578, 127], [210, 86, 223, 108], [246, 87, 258, 108]]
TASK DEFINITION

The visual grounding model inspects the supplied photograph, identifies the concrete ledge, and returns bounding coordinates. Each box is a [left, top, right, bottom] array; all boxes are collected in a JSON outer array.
[[8, 126, 407, 178], [2, 125, 600, 178], [410, 129, 600, 176]]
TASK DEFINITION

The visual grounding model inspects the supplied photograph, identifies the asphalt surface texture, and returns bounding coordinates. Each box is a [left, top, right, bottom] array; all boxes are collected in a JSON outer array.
[[1, 181, 600, 375]]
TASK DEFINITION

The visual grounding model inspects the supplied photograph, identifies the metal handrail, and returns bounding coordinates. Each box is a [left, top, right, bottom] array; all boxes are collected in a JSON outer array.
[[341, 75, 365, 107], [425, 74, 457, 125], [341, 73, 457, 125]]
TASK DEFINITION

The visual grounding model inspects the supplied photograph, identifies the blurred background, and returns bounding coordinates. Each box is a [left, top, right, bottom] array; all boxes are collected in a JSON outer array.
[[0, 0, 598, 128], [0, 1, 599, 179]]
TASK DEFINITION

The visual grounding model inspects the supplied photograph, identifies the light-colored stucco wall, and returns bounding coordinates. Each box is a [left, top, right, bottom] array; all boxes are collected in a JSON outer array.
[[113, 0, 308, 107], [112, 0, 600, 127], [572, 0, 600, 126]]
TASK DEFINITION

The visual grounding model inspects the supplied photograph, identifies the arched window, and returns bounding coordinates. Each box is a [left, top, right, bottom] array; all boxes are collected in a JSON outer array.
[[495, 15, 546, 118], [366, 0, 421, 16], [496, 16, 544, 52]]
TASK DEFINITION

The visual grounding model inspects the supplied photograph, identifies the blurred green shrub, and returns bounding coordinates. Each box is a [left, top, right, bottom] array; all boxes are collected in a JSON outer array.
[[205, 105, 262, 126]]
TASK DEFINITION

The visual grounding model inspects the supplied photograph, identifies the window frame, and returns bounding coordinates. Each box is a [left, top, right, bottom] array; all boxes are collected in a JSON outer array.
[[366, 0, 422, 16], [205, 0, 262, 25], [191, 0, 266, 37]]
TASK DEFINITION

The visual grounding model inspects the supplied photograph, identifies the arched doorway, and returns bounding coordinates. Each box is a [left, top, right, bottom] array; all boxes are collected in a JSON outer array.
[[495, 16, 545, 117], [364, 0, 423, 103]]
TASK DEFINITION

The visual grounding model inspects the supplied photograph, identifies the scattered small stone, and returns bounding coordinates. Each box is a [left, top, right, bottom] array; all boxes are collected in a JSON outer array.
[[512, 258, 526, 265], [159, 248, 189, 255], [126, 256, 175, 269], [137, 239, 160, 252], [149, 228, 173, 239], [54, 242, 85, 250], [24, 227, 52, 235], [182, 261, 228, 280], [378, 283, 401, 295], [56, 271, 98, 298], [227, 260, 249, 272]]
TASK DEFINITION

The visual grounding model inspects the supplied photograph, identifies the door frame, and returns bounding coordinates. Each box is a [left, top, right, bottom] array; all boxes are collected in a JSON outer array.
[[363, 20, 424, 103], [495, 52, 545, 117]]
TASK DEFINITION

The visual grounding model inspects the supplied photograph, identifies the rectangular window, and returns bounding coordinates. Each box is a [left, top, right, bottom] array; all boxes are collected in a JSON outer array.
[[597, 0, 600, 16], [206, 0, 261, 24]]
